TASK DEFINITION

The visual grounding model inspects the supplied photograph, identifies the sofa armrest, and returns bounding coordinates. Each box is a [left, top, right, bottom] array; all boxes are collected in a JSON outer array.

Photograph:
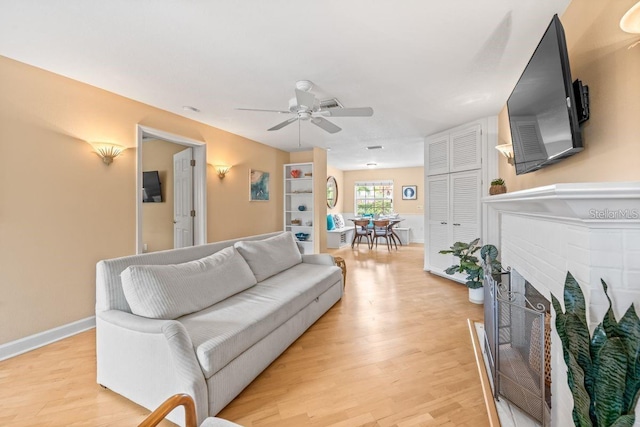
[[97, 310, 209, 425], [97, 309, 174, 332], [301, 254, 336, 266]]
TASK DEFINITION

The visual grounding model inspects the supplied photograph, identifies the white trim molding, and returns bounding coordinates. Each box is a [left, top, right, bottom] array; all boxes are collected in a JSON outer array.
[[0, 316, 95, 361], [483, 181, 640, 226]]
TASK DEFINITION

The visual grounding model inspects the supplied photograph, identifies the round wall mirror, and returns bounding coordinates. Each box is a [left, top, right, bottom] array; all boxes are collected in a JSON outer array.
[[327, 176, 338, 209]]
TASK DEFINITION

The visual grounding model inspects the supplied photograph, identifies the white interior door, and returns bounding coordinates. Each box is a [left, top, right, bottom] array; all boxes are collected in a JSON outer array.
[[427, 175, 451, 271], [174, 148, 193, 249], [450, 170, 481, 245]]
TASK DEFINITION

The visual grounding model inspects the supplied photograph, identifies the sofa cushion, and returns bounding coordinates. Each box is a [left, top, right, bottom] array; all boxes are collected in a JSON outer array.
[[333, 214, 345, 229], [234, 232, 302, 282], [121, 247, 257, 319], [179, 262, 342, 378]]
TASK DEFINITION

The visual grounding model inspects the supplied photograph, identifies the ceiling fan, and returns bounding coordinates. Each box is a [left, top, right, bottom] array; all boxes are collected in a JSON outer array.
[[236, 80, 373, 134]]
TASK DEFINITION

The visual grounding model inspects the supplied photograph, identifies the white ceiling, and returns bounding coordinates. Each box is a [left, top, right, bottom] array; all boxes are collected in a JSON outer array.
[[0, 0, 571, 170]]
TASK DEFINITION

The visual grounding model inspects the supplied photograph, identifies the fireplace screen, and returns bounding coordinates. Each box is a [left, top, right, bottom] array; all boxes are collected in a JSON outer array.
[[484, 269, 551, 425]]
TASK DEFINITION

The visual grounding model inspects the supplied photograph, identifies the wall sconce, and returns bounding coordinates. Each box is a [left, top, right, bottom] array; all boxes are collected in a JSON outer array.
[[621, 1, 640, 34], [214, 165, 231, 179], [495, 143, 515, 165], [91, 142, 126, 165]]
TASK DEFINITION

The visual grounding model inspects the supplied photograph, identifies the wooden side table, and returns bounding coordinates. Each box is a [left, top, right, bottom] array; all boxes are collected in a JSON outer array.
[[333, 256, 346, 289]]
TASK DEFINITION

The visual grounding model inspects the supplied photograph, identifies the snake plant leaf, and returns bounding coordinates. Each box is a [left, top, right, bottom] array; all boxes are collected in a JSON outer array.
[[609, 415, 635, 427], [618, 304, 640, 412], [601, 279, 619, 338], [590, 324, 608, 418], [594, 337, 628, 427], [591, 324, 608, 361], [566, 350, 594, 427], [566, 314, 594, 400], [564, 272, 587, 320], [552, 294, 568, 346]]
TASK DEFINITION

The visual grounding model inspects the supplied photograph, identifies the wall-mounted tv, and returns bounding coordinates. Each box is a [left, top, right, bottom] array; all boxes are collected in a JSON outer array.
[[507, 14, 587, 175], [143, 171, 163, 203]]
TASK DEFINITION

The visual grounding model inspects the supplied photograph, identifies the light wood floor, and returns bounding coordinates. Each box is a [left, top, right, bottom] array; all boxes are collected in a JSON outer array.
[[0, 244, 487, 427]]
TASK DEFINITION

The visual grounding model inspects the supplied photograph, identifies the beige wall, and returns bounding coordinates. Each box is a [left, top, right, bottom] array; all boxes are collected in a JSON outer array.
[[289, 151, 313, 163], [312, 147, 328, 253], [498, 0, 640, 191], [141, 139, 186, 252], [0, 55, 288, 344], [342, 167, 425, 214]]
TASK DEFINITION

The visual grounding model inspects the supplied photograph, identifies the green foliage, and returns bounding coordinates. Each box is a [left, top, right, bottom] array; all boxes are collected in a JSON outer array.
[[490, 178, 505, 186], [552, 272, 640, 426], [439, 238, 501, 289]]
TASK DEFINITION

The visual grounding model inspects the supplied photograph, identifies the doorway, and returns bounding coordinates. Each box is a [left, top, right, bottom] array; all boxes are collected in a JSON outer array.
[[136, 125, 207, 254]]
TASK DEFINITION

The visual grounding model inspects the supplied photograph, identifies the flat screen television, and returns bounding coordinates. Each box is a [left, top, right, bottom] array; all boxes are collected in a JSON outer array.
[[143, 171, 163, 203], [507, 14, 585, 175]]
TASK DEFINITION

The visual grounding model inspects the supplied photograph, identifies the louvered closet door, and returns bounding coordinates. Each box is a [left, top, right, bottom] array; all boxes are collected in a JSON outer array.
[[450, 124, 481, 173], [426, 135, 450, 176], [427, 175, 451, 271], [450, 170, 481, 246]]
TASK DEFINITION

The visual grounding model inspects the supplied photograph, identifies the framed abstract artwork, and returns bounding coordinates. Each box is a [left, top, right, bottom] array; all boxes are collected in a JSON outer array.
[[402, 185, 417, 200], [250, 169, 270, 201]]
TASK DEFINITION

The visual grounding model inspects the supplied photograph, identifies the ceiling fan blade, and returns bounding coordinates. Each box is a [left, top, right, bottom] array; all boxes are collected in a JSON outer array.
[[295, 89, 316, 110], [311, 117, 341, 134], [236, 107, 291, 114], [322, 107, 374, 117], [268, 117, 298, 131]]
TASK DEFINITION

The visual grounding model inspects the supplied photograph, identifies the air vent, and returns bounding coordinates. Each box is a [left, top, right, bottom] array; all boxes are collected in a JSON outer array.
[[367, 145, 383, 150], [319, 98, 344, 109]]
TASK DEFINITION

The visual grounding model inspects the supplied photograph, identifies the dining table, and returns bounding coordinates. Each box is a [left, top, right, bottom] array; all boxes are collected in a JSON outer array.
[[349, 216, 405, 247]]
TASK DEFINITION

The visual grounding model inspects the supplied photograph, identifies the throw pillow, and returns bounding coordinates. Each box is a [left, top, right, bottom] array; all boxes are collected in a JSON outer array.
[[333, 214, 345, 229], [327, 214, 336, 230], [121, 246, 257, 320], [234, 232, 302, 282]]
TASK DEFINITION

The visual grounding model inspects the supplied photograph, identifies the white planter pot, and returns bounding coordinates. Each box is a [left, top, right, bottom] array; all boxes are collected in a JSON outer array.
[[468, 286, 484, 304]]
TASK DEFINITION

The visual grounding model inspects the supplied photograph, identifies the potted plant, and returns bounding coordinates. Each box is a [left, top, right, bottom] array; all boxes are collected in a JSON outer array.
[[489, 178, 507, 195], [439, 238, 502, 304]]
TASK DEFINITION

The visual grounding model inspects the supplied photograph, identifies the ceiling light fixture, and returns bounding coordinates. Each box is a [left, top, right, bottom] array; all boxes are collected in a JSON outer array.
[[367, 145, 383, 150], [621, 1, 640, 33], [182, 106, 200, 113], [91, 142, 126, 165]]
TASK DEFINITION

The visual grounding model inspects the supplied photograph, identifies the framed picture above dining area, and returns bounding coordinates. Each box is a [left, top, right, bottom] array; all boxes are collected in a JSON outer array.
[[402, 185, 417, 200]]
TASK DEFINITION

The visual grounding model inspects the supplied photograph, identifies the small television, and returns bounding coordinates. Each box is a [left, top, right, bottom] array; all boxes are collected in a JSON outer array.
[[143, 171, 163, 203], [507, 14, 588, 175]]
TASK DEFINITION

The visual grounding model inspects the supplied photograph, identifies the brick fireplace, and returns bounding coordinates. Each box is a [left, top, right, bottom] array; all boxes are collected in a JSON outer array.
[[484, 182, 640, 427]]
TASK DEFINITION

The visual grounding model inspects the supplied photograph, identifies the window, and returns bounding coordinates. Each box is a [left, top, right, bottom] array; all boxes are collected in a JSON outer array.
[[354, 181, 393, 215]]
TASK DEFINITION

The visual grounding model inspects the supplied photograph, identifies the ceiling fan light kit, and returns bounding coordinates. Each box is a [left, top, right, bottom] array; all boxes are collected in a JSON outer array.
[[237, 80, 374, 134]]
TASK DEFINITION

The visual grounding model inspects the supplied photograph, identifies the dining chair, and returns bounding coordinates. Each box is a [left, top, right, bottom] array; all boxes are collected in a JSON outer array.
[[372, 219, 397, 251], [351, 219, 373, 249]]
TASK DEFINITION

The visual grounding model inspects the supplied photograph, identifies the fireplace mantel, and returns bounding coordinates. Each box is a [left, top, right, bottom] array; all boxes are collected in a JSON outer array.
[[483, 181, 640, 226]]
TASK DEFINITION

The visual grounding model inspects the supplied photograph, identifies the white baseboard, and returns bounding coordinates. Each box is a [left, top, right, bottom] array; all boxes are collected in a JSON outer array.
[[0, 316, 96, 361]]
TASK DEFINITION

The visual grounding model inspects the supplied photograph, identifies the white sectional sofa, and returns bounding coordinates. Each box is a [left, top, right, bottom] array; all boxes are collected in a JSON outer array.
[[96, 231, 343, 426]]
